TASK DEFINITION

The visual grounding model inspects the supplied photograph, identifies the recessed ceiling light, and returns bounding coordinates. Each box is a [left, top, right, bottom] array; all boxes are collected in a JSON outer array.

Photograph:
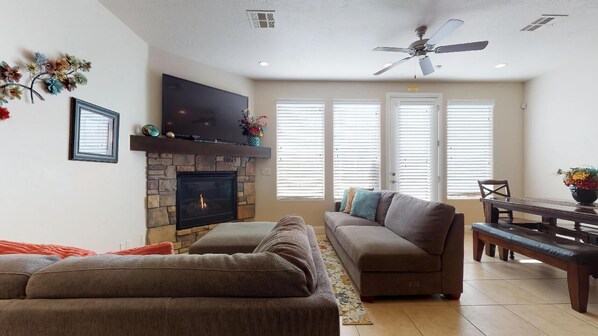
[[495, 63, 507, 68], [383, 63, 393, 68], [259, 61, 269, 67]]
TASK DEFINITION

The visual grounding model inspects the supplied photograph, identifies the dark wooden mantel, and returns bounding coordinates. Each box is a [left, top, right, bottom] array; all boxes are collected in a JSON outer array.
[[129, 135, 271, 158]]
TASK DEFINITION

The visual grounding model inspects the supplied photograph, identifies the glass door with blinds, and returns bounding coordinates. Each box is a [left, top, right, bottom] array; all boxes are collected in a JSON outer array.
[[388, 95, 440, 201]]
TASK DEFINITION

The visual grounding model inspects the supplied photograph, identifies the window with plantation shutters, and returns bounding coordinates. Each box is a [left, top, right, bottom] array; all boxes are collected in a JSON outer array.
[[276, 101, 325, 200], [394, 100, 438, 201], [333, 101, 380, 200], [446, 101, 493, 198]]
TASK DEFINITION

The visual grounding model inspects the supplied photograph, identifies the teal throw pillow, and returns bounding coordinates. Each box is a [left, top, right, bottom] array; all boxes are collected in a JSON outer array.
[[350, 190, 382, 221], [339, 189, 349, 212]]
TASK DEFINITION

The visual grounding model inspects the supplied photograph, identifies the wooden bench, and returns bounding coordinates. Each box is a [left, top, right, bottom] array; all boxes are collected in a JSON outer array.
[[472, 222, 598, 313]]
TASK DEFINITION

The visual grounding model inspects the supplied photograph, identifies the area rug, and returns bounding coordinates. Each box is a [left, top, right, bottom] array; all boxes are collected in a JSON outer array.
[[318, 239, 373, 325]]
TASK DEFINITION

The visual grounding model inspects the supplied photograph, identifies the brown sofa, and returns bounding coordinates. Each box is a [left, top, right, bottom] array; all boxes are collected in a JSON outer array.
[[325, 191, 464, 299], [0, 221, 339, 336]]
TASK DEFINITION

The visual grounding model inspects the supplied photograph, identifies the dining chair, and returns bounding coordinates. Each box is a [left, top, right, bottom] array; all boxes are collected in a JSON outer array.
[[478, 179, 542, 259]]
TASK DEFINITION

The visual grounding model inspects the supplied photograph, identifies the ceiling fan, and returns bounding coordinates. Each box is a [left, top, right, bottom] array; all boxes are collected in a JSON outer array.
[[373, 19, 488, 76]]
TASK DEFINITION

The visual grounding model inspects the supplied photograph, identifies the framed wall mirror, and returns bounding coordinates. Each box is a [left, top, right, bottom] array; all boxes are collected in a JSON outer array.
[[70, 98, 119, 163]]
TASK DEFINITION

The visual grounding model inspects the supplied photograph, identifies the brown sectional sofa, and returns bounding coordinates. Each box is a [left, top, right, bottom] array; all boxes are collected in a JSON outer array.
[[0, 222, 339, 336], [325, 191, 464, 299]]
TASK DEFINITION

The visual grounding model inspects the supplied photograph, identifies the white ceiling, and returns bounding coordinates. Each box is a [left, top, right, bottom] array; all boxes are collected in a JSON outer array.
[[99, 0, 598, 81]]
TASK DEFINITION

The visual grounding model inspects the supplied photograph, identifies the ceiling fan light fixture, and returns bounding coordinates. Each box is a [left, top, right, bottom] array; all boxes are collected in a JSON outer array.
[[495, 63, 507, 68], [258, 61, 269, 67], [372, 19, 488, 76]]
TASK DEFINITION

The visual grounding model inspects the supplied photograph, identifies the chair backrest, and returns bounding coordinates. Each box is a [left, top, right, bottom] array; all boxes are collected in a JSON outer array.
[[478, 179, 513, 221], [477, 179, 512, 199]]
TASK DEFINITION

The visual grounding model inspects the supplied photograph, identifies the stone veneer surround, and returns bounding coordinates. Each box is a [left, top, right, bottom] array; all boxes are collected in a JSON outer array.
[[145, 152, 256, 254]]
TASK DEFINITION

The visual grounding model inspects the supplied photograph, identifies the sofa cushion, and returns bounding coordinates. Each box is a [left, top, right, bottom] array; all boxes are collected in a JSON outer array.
[[324, 211, 381, 234], [0, 254, 60, 299], [384, 193, 456, 255], [335, 226, 441, 272], [254, 216, 317, 294], [350, 190, 381, 221], [343, 187, 358, 213], [339, 189, 349, 213], [189, 222, 276, 254], [26, 252, 312, 299], [375, 191, 396, 225]]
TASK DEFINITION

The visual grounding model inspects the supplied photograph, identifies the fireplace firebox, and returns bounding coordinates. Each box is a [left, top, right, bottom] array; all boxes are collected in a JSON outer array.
[[176, 172, 237, 230]]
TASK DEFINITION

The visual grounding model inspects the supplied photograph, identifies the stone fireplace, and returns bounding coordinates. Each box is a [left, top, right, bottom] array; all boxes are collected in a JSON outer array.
[[145, 152, 256, 254]]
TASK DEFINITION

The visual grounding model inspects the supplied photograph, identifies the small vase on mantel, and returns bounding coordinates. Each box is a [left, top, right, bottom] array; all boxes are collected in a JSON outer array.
[[569, 186, 598, 206], [248, 136, 260, 147]]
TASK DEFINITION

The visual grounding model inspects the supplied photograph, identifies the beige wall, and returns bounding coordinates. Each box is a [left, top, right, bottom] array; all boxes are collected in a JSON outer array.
[[253, 81, 524, 226], [0, 0, 149, 252], [523, 62, 598, 200]]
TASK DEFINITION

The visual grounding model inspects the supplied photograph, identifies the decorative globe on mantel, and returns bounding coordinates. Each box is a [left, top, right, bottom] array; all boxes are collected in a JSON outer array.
[[142, 124, 160, 137]]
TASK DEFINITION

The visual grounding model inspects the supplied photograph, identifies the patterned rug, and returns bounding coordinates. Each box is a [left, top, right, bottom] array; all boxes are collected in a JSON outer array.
[[318, 239, 373, 325]]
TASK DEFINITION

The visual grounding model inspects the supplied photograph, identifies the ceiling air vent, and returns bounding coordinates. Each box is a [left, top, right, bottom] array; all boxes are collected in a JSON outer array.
[[247, 10, 275, 28], [521, 14, 568, 31]]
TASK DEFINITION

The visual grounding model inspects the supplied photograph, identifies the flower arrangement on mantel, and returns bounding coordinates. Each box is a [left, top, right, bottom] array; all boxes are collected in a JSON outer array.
[[557, 166, 598, 190], [0, 52, 92, 121], [239, 109, 267, 138]]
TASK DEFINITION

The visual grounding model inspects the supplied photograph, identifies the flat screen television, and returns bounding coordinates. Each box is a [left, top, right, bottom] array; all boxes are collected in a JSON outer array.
[[162, 74, 248, 144]]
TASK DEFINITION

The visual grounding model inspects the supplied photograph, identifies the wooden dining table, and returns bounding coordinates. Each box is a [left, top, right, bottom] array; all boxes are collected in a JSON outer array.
[[480, 197, 598, 250]]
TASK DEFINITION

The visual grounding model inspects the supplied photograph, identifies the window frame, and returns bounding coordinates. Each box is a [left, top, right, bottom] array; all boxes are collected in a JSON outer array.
[[275, 100, 326, 201], [445, 100, 494, 199], [332, 100, 381, 201]]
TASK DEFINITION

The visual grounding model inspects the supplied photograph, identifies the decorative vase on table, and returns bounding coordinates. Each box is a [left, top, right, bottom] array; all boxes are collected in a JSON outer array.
[[240, 109, 267, 148], [569, 186, 598, 206], [558, 166, 598, 206], [248, 136, 260, 147]]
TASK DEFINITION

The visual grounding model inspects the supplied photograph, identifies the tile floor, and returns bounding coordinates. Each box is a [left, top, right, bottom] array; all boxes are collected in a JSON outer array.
[[336, 230, 598, 336]]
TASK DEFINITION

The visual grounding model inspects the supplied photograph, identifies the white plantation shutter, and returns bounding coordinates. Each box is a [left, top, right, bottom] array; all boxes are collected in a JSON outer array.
[[276, 101, 325, 199], [446, 101, 493, 197], [333, 101, 380, 200], [396, 101, 436, 201]]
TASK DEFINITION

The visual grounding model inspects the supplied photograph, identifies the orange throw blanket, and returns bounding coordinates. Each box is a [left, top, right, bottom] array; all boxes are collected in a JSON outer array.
[[110, 242, 174, 255], [0, 240, 96, 258], [0, 240, 174, 258]]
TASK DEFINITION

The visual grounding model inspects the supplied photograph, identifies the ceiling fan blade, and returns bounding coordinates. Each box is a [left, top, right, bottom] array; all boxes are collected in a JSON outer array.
[[425, 19, 464, 47], [373, 56, 413, 75], [373, 47, 412, 53], [435, 41, 489, 53], [419, 56, 434, 76]]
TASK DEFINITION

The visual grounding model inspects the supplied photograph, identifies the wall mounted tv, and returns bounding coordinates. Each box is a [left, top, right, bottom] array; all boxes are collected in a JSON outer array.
[[162, 74, 248, 144]]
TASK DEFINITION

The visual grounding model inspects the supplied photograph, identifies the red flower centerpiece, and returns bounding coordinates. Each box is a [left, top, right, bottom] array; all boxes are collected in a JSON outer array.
[[557, 166, 598, 205]]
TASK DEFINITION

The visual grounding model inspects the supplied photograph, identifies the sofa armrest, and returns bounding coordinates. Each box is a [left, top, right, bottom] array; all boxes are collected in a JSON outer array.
[[440, 212, 464, 295]]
